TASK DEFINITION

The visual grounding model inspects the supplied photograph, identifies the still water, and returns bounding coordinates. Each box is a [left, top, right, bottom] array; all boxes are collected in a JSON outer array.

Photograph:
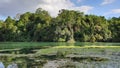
[[0, 42, 120, 68]]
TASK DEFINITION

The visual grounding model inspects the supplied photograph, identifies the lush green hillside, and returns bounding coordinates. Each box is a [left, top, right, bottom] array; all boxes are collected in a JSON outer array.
[[0, 8, 120, 42]]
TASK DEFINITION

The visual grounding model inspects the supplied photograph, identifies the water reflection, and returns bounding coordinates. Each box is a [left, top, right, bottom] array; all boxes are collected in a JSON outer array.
[[0, 55, 120, 68], [0, 62, 4, 68], [7, 62, 18, 68], [0, 42, 120, 68]]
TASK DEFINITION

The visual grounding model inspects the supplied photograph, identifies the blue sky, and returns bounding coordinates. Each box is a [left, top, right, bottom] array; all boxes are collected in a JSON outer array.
[[72, 0, 120, 18], [0, 0, 120, 20]]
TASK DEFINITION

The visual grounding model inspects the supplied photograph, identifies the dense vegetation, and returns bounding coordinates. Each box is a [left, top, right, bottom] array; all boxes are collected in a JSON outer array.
[[0, 8, 120, 42]]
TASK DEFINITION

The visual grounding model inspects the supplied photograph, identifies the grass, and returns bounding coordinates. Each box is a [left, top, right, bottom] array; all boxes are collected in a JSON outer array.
[[53, 45, 120, 48], [36, 45, 120, 56]]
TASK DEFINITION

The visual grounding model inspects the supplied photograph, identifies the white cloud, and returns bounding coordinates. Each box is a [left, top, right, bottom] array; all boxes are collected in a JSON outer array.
[[112, 9, 120, 13], [37, 0, 74, 17], [101, 0, 115, 5], [37, 0, 93, 17], [104, 9, 120, 16], [77, 0, 82, 3], [72, 6, 93, 13], [0, 0, 93, 17], [0, 0, 41, 16]]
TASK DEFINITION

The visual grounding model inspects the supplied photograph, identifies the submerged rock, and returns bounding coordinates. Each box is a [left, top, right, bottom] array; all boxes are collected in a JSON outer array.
[[0, 62, 5, 68], [66, 54, 109, 62], [43, 59, 75, 68], [112, 52, 120, 56]]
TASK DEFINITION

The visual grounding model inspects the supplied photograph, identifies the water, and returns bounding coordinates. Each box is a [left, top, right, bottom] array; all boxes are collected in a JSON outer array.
[[0, 62, 4, 68], [0, 42, 120, 68]]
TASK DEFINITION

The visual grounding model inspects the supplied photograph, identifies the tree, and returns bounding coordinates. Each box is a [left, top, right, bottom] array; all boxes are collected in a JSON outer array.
[[108, 17, 120, 42], [0, 8, 119, 42], [54, 10, 85, 42]]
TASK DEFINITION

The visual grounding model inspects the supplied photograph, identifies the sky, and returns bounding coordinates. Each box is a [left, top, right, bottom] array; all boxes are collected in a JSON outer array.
[[0, 0, 120, 20]]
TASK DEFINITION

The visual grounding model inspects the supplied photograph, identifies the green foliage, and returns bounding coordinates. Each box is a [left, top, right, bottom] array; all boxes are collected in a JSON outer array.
[[0, 8, 119, 42], [108, 17, 120, 42]]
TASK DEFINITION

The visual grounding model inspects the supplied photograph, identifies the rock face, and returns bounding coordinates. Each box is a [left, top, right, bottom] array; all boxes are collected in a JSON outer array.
[[7, 63, 18, 68], [0, 62, 5, 68]]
